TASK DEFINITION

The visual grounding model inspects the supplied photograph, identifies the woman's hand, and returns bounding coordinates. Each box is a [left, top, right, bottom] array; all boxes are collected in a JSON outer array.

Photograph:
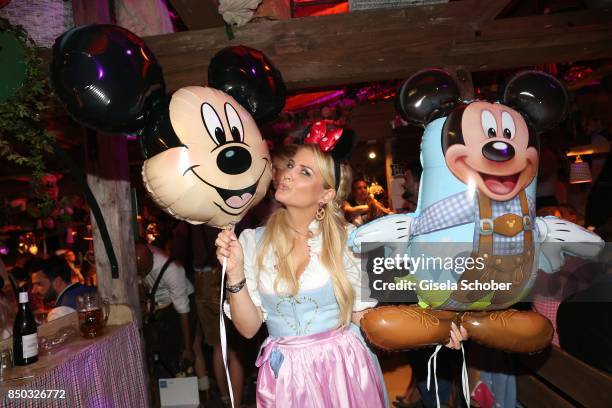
[[215, 229, 245, 284], [445, 322, 469, 350], [351, 309, 369, 327]]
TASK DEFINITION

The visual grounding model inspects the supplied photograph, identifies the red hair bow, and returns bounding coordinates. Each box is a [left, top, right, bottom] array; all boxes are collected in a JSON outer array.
[[304, 120, 344, 153]]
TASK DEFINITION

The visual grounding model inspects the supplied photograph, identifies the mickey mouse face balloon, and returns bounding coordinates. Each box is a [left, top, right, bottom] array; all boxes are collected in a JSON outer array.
[[51, 25, 283, 228], [142, 86, 272, 227]]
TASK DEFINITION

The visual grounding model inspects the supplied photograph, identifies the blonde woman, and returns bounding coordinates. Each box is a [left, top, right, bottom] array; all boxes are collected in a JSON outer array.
[[215, 141, 388, 407]]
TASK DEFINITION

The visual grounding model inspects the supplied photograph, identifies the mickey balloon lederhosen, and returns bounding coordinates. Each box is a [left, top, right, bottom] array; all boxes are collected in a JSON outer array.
[[451, 189, 534, 306], [349, 69, 604, 353]]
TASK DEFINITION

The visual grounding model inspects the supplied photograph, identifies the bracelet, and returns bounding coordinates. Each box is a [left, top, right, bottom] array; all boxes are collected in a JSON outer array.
[[225, 277, 247, 294]]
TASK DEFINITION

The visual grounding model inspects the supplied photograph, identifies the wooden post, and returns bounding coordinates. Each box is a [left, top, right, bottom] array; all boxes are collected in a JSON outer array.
[[85, 131, 140, 325], [447, 66, 476, 100]]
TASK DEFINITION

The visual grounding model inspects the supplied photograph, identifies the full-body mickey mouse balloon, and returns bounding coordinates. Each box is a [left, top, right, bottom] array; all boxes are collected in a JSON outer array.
[[349, 69, 604, 353], [51, 25, 285, 228]]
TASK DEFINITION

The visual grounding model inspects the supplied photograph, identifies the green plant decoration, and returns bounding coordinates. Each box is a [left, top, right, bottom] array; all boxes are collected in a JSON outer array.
[[0, 17, 56, 206]]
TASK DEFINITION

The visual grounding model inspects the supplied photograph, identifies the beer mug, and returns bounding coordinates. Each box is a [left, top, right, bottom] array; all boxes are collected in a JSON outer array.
[[76, 293, 110, 338]]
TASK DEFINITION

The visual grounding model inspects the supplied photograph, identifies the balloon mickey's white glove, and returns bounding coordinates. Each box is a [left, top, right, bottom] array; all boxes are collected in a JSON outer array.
[[536, 216, 604, 273], [348, 214, 414, 253]]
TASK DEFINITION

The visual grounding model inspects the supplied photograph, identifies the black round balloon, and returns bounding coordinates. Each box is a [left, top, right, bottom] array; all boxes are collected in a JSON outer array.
[[208, 46, 286, 123], [396, 69, 461, 124], [503, 71, 568, 132], [51, 24, 165, 133]]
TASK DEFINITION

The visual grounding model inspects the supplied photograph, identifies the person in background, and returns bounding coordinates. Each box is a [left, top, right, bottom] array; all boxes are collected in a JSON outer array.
[[0, 257, 17, 340], [343, 178, 394, 226], [586, 151, 612, 233], [29, 255, 96, 321], [399, 160, 422, 213], [136, 241, 196, 378], [167, 222, 216, 402], [536, 147, 567, 210], [58, 249, 85, 284]]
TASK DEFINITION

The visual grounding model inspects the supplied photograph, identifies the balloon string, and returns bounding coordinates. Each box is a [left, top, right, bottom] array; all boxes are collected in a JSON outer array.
[[220, 224, 235, 408], [426, 344, 442, 408], [461, 343, 470, 406]]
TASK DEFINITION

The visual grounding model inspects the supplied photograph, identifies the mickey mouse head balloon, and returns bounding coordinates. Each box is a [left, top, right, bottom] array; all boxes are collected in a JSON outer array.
[[51, 26, 283, 228], [141, 86, 272, 227]]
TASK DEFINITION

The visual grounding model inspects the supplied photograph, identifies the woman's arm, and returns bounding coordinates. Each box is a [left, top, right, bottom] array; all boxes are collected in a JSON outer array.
[[227, 288, 264, 338], [342, 200, 370, 218], [216, 229, 263, 339]]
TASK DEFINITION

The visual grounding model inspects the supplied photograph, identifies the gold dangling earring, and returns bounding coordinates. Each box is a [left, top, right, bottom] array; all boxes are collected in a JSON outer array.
[[315, 202, 326, 221]]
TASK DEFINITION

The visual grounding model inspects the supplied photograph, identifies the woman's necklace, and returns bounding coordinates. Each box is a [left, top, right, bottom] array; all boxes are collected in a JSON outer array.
[[287, 223, 313, 239]]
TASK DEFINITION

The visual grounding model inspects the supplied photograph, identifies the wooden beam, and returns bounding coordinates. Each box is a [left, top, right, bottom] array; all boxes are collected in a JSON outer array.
[[144, 3, 612, 91], [86, 132, 141, 324], [446, 66, 475, 100], [169, 0, 225, 29]]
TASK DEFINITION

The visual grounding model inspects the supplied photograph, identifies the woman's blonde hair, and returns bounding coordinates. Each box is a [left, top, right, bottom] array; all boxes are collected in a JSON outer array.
[[257, 144, 355, 327]]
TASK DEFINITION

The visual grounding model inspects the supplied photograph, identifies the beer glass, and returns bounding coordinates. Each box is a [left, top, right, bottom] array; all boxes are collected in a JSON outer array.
[[0, 348, 12, 380], [76, 294, 109, 338]]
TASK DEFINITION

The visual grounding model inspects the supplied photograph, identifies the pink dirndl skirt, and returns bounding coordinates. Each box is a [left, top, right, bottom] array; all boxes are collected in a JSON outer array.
[[255, 327, 386, 408]]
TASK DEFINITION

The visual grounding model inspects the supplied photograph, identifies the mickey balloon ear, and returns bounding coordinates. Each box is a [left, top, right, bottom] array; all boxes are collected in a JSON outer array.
[[208, 45, 286, 123], [396, 69, 461, 125], [503, 70, 568, 132], [51, 24, 165, 134], [138, 96, 183, 159]]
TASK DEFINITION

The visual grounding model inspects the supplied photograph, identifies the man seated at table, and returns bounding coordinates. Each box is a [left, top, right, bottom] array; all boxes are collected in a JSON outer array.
[[135, 240, 196, 377], [30, 255, 96, 321]]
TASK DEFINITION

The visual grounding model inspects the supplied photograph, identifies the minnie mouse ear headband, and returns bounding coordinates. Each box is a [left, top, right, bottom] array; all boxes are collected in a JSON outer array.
[[303, 120, 357, 190]]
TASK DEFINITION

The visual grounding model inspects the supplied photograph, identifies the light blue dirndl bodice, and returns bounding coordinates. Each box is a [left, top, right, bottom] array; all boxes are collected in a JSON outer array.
[[260, 280, 339, 338]]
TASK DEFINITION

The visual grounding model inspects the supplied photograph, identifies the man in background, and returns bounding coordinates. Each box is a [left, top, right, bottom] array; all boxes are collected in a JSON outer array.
[[29, 255, 96, 321], [136, 241, 196, 377]]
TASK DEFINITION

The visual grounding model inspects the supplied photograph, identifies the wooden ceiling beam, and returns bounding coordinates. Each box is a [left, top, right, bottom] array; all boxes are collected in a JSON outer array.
[[144, 4, 612, 91]]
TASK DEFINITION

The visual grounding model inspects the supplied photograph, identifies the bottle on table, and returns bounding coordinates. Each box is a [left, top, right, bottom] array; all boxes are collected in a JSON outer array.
[[13, 291, 38, 366]]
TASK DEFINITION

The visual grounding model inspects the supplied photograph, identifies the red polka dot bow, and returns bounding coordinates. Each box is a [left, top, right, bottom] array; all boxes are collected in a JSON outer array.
[[304, 120, 344, 153]]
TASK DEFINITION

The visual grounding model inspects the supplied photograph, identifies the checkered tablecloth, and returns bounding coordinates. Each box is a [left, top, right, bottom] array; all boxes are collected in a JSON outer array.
[[1, 322, 148, 407]]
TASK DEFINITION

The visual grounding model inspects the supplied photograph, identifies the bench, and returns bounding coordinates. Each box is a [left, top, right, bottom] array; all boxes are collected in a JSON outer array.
[[517, 346, 612, 407]]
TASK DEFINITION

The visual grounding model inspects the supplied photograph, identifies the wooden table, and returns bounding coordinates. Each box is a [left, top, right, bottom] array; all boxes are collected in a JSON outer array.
[[0, 317, 148, 407]]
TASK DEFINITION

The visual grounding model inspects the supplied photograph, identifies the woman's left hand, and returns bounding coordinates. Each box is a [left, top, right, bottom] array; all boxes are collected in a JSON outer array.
[[351, 309, 369, 327], [445, 322, 468, 350]]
